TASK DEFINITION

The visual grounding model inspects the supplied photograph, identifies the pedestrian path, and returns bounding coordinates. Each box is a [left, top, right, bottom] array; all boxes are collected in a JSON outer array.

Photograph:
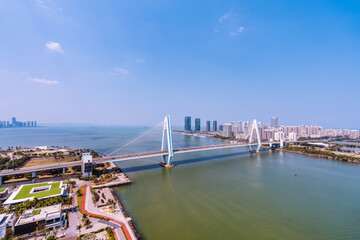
[[82, 185, 135, 240]]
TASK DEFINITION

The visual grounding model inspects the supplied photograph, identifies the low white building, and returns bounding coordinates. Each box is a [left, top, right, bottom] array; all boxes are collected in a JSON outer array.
[[14, 204, 66, 235], [0, 213, 16, 238]]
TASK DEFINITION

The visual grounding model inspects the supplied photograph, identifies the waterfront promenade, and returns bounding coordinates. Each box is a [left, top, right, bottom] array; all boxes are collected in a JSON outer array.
[[82, 185, 136, 240]]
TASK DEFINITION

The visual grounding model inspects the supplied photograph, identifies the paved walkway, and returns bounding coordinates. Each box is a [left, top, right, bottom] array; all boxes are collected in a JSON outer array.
[[82, 185, 136, 240], [63, 181, 110, 239]]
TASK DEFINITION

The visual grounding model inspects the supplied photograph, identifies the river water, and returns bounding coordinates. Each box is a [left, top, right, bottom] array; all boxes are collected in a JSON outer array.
[[113, 147, 360, 240], [1, 126, 360, 239]]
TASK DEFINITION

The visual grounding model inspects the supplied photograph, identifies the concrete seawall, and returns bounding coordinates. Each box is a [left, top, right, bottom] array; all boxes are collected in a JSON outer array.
[[110, 188, 144, 240]]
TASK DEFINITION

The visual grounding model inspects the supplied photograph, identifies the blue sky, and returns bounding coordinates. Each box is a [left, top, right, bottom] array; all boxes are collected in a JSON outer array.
[[0, 0, 359, 128]]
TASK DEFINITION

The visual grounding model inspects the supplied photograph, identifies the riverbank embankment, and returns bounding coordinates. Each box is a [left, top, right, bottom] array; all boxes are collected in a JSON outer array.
[[279, 148, 360, 164], [82, 171, 143, 240], [110, 188, 143, 240]]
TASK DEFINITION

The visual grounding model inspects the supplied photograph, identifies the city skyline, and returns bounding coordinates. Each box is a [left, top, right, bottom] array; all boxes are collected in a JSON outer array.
[[0, 117, 37, 128], [0, 1, 360, 128], [182, 115, 360, 141]]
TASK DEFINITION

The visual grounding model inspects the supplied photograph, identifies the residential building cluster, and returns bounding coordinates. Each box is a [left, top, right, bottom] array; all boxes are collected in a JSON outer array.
[[184, 116, 360, 141], [0, 117, 37, 128]]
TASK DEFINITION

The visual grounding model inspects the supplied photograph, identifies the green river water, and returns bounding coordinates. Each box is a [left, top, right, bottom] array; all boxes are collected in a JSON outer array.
[[114, 147, 360, 240]]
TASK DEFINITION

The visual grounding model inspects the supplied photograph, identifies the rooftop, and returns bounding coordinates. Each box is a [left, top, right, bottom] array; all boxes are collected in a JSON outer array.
[[0, 188, 7, 194], [4, 181, 65, 205], [0, 213, 14, 227], [16, 204, 61, 226]]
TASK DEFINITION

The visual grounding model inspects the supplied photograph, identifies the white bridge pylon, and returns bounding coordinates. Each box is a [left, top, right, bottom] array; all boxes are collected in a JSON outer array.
[[248, 119, 262, 153], [160, 115, 174, 168]]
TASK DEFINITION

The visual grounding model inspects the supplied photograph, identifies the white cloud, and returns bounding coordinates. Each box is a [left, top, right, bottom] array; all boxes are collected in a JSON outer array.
[[45, 41, 64, 54], [114, 68, 128, 75], [219, 13, 231, 23], [29, 77, 60, 85], [135, 59, 145, 63], [34, 0, 49, 10], [17, 72, 28, 76], [230, 26, 245, 36], [238, 26, 245, 33]]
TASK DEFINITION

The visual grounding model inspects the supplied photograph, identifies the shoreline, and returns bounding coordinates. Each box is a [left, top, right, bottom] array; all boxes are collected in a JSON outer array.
[[279, 149, 360, 165], [109, 187, 144, 240]]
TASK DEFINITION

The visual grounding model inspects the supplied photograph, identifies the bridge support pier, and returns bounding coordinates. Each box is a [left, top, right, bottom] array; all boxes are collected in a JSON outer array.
[[160, 115, 174, 168], [0, 176, 2, 185], [63, 167, 66, 175], [249, 144, 261, 153], [161, 155, 174, 168], [32, 171, 36, 183]]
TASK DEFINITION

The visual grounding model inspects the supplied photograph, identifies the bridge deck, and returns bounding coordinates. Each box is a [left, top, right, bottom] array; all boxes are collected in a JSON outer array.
[[0, 142, 273, 177]]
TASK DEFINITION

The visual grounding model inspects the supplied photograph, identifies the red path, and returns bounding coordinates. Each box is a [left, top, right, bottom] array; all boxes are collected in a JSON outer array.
[[81, 185, 133, 240]]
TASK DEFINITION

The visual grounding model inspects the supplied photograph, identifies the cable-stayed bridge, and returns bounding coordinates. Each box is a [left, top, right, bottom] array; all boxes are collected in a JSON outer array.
[[0, 115, 296, 182]]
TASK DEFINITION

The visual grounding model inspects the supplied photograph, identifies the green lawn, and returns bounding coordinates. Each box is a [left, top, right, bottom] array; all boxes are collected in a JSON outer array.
[[76, 185, 86, 215], [32, 209, 41, 215], [0, 188, 7, 193], [13, 182, 63, 200]]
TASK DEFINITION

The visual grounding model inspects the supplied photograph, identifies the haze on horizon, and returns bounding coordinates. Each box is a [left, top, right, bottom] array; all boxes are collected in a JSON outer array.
[[0, 0, 359, 129]]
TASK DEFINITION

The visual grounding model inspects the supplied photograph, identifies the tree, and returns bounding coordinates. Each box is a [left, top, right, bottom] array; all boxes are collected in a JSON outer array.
[[39, 222, 49, 239], [3, 228, 13, 240], [76, 189, 82, 197], [46, 235, 56, 240], [83, 217, 91, 228], [52, 227, 58, 238], [105, 218, 110, 227], [76, 224, 82, 236]]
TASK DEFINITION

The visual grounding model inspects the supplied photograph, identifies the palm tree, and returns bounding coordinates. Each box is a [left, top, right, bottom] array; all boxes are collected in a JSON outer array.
[[76, 224, 82, 236], [40, 222, 47, 239], [83, 218, 91, 228], [52, 227, 58, 238], [62, 227, 66, 237]]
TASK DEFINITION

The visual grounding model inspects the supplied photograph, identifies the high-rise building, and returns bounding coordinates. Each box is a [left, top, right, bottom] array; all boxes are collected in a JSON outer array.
[[232, 125, 239, 135], [219, 125, 224, 131], [238, 121, 242, 132], [206, 121, 210, 131], [195, 118, 201, 132], [12, 117, 16, 126], [34, 121, 37, 127], [213, 121, 217, 131], [270, 117, 279, 128], [222, 124, 233, 138], [184, 116, 191, 131]]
